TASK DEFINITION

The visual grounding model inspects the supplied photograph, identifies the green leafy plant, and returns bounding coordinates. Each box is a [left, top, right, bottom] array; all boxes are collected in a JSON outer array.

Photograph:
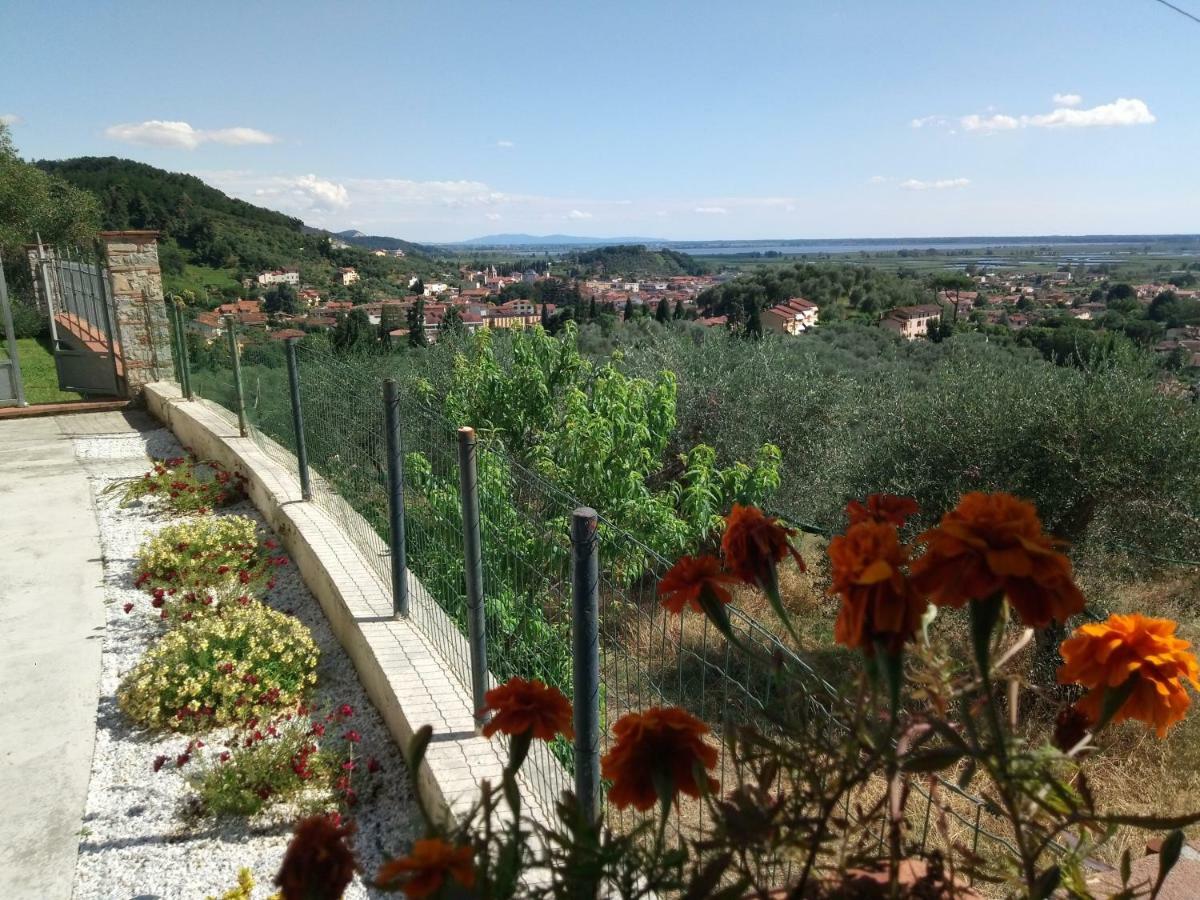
[[118, 601, 318, 732], [179, 706, 376, 818], [109, 454, 248, 515], [130, 515, 284, 621]]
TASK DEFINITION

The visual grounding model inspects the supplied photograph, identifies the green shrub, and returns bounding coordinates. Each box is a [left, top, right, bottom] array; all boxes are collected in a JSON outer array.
[[8, 297, 47, 339], [118, 601, 318, 732], [184, 711, 369, 817], [110, 455, 248, 515]]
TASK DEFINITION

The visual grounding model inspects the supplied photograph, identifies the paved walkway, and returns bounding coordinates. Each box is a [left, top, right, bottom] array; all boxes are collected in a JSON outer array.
[[0, 411, 147, 899]]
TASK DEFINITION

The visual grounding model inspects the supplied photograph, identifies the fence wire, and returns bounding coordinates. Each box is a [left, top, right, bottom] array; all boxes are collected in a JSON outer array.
[[172, 324, 1040, 874]]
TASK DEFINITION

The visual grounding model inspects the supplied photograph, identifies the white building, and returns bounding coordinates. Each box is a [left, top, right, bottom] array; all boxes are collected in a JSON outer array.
[[335, 267, 360, 286], [257, 268, 300, 287]]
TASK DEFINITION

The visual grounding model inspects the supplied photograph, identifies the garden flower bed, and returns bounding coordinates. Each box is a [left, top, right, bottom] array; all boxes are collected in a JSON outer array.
[[69, 426, 417, 899]]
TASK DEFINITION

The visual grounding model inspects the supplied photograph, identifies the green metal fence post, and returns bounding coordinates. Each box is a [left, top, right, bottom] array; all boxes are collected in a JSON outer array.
[[458, 426, 489, 727], [224, 315, 248, 437], [571, 506, 602, 824], [175, 302, 193, 400], [0, 252, 28, 407], [384, 379, 409, 616], [167, 299, 183, 385], [286, 338, 312, 501]]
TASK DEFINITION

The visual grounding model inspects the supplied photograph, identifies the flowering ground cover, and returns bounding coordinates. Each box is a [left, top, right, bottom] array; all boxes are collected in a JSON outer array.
[[69, 426, 416, 899]]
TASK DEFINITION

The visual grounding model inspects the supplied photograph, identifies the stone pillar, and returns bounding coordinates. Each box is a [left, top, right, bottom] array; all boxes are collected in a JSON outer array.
[[100, 230, 174, 397]]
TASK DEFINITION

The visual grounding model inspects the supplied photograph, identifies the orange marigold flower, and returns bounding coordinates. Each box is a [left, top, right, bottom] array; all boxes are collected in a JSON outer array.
[[376, 838, 476, 898], [480, 676, 574, 741], [275, 815, 357, 900], [846, 493, 920, 528], [909, 492, 1084, 627], [601, 706, 719, 811], [721, 504, 805, 585], [1057, 614, 1200, 738], [829, 521, 926, 653], [658, 555, 739, 615]]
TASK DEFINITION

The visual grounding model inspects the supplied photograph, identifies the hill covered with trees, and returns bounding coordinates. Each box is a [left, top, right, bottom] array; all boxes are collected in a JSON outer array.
[[566, 244, 708, 278], [35, 156, 450, 306], [698, 262, 930, 324]]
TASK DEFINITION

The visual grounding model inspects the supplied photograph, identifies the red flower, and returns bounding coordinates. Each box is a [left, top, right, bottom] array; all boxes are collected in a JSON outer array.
[[367, 757, 382, 774], [846, 493, 919, 528], [175, 753, 190, 768], [217, 565, 230, 575], [829, 521, 925, 654], [152, 755, 168, 772], [480, 677, 574, 741], [910, 492, 1084, 628], [721, 504, 805, 586], [345, 730, 361, 743], [275, 815, 357, 900], [338, 704, 354, 718], [238, 570, 251, 585], [310, 722, 326, 737], [657, 555, 738, 615], [376, 839, 475, 898], [601, 707, 719, 811], [122, 603, 134, 614]]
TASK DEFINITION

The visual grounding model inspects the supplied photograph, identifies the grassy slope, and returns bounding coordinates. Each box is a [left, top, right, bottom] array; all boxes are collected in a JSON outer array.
[[13, 337, 83, 404]]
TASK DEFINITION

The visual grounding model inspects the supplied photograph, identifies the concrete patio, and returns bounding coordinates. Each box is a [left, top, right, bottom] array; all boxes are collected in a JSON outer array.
[[0, 411, 147, 899]]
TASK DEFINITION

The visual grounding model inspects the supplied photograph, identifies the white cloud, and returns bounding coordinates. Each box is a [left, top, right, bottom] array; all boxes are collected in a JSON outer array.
[[485, 212, 502, 221], [496, 139, 515, 148], [292, 174, 349, 209], [0, 113, 22, 126], [105, 120, 278, 149], [960, 113, 1020, 132], [910, 115, 948, 129], [960, 97, 1154, 133], [693, 206, 728, 214], [1053, 92, 1083, 108], [868, 175, 888, 184], [900, 177, 970, 191], [567, 209, 592, 220], [249, 173, 349, 212]]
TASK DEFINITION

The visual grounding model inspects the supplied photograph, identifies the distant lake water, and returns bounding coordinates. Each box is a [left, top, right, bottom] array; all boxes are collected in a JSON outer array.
[[672, 237, 1200, 257]]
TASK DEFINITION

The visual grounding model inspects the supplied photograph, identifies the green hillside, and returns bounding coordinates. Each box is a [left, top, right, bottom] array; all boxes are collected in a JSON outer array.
[[698, 262, 930, 323], [36, 156, 449, 305], [566, 244, 708, 278]]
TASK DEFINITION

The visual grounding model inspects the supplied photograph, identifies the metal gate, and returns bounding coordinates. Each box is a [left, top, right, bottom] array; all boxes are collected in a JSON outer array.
[[34, 245, 124, 397], [0, 254, 27, 408]]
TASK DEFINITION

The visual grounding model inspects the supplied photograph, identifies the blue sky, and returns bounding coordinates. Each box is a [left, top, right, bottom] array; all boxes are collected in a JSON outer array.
[[2, 0, 1196, 242]]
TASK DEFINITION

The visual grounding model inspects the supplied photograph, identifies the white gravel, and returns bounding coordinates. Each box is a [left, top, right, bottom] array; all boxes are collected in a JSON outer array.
[[71, 427, 418, 900]]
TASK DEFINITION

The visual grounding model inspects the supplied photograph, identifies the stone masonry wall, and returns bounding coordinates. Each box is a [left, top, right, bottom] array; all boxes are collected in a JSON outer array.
[[100, 231, 174, 396]]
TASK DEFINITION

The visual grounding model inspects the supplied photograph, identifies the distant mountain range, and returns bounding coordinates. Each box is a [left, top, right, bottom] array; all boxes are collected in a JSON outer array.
[[451, 233, 670, 247]]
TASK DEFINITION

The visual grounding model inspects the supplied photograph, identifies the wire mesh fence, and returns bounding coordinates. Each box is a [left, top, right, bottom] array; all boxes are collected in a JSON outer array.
[[170, 317, 1039, 872]]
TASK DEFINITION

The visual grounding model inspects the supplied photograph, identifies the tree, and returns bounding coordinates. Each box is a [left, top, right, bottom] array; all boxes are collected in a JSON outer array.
[[623, 298, 634, 321], [540, 303, 549, 328], [441, 304, 465, 337], [745, 302, 763, 339], [379, 301, 405, 339], [407, 297, 428, 348], [263, 283, 299, 315], [673, 298, 685, 320], [588, 298, 598, 321], [655, 298, 671, 324], [0, 123, 100, 289], [331, 308, 374, 355], [409, 278, 425, 297], [1106, 283, 1136, 303]]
